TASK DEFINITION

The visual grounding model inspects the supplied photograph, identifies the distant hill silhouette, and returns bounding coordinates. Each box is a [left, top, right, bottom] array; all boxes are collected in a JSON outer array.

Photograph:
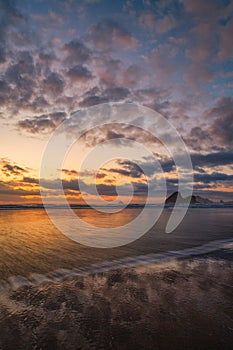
[[165, 191, 213, 205]]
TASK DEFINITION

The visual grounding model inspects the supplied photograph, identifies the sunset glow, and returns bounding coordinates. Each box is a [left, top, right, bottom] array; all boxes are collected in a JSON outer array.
[[0, 0, 233, 205]]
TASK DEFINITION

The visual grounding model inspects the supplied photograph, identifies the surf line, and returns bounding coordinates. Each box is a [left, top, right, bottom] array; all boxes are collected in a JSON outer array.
[[1, 237, 233, 293]]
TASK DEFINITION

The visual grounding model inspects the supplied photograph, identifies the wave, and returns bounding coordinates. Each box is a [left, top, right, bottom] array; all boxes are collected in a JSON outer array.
[[1, 237, 233, 294]]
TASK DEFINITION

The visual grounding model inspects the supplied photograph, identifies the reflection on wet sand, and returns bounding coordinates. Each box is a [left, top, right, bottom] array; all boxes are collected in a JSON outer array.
[[0, 252, 233, 350]]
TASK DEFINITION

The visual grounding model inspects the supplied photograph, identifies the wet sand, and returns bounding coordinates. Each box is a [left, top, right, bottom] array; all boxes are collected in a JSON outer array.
[[0, 249, 233, 350]]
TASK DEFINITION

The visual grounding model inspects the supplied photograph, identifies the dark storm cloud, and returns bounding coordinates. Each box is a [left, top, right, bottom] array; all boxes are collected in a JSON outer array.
[[18, 111, 67, 134], [66, 65, 93, 82], [87, 20, 137, 50], [63, 40, 91, 64]]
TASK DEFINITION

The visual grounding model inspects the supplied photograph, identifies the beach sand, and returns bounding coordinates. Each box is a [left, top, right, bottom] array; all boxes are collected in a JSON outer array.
[[0, 249, 233, 350]]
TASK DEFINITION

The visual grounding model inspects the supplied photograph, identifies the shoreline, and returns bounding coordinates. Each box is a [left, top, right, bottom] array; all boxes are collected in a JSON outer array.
[[0, 204, 233, 210], [1, 237, 233, 294]]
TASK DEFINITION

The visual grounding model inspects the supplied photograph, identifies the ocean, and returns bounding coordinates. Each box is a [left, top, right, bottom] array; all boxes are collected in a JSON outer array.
[[0, 207, 232, 284]]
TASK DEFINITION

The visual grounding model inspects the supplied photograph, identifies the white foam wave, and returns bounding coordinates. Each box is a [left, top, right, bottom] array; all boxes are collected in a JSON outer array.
[[1, 238, 233, 293]]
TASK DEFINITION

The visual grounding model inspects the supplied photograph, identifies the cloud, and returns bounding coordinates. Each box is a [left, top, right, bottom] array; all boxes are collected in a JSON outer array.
[[66, 64, 93, 82], [139, 11, 156, 31], [38, 51, 56, 65], [207, 97, 233, 145], [87, 20, 137, 50], [193, 189, 233, 201], [94, 56, 123, 87], [78, 123, 159, 148], [191, 150, 233, 168], [79, 95, 108, 107], [121, 64, 146, 88], [194, 172, 233, 184], [79, 86, 130, 107], [139, 10, 177, 33], [42, 72, 65, 96], [18, 111, 67, 134], [108, 160, 144, 179], [28, 95, 50, 113], [22, 176, 39, 184], [0, 0, 233, 205], [155, 150, 233, 173], [0, 182, 40, 199], [62, 169, 79, 177], [0, 46, 6, 63], [0, 158, 28, 177], [4, 51, 35, 97], [102, 86, 130, 101], [185, 126, 212, 151], [156, 14, 177, 33], [219, 17, 233, 60], [149, 43, 178, 85], [2, 164, 25, 176], [0, 0, 24, 47], [186, 97, 233, 149], [0, 79, 11, 105], [63, 40, 91, 64]]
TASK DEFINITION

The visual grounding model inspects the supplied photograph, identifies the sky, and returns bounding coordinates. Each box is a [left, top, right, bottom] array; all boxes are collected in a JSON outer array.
[[0, 0, 233, 204]]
